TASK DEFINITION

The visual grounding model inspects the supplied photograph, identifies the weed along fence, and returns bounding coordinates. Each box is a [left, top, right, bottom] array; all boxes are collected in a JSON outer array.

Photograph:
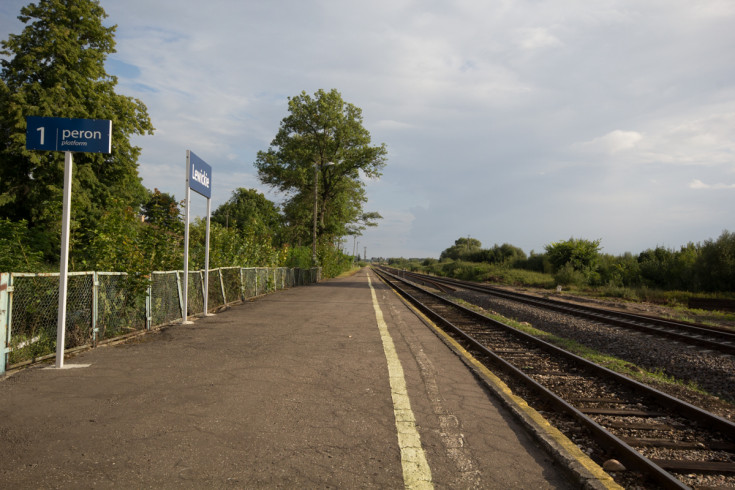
[[0, 266, 320, 374]]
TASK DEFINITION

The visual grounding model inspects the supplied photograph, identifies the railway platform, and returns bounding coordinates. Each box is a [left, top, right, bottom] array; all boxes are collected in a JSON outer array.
[[0, 267, 615, 488]]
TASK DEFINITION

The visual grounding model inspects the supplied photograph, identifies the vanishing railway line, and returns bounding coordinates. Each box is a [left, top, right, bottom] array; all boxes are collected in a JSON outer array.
[[385, 267, 735, 356], [373, 267, 735, 489], [383, 268, 735, 411]]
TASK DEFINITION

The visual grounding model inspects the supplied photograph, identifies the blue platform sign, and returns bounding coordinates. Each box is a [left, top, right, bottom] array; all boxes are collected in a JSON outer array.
[[188, 151, 212, 198], [25, 116, 112, 154]]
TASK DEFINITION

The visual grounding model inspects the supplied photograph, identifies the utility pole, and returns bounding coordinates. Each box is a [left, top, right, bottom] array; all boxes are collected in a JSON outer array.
[[364, 246, 367, 261], [312, 158, 319, 266]]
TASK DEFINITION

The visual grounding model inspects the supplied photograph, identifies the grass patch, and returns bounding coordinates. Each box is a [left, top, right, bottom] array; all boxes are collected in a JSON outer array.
[[421, 260, 556, 288], [335, 266, 362, 278]]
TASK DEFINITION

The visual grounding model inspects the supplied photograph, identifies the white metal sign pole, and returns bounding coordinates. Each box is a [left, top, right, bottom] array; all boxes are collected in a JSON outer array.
[[203, 196, 212, 316], [25, 117, 111, 370], [182, 151, 192, 324], [55, 151, 73, 368]]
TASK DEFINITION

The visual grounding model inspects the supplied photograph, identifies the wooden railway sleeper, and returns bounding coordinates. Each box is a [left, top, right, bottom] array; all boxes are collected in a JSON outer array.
[[650, 459, 735, 474], [623, 438, 735, 451]]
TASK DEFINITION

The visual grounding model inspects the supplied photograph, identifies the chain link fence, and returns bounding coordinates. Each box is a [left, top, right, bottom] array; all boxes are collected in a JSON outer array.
[[0, 266, 319, 373], [150, 271, 183, 327], [97, 272, 146, 342]]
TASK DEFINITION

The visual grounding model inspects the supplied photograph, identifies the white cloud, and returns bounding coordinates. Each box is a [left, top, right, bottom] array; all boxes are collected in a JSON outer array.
[[689, 179, 735, 190], [645, 111, 735, 166], [374, 120, 414, 131], [573, 130, 643, 154], [516, 27, 563, 51]]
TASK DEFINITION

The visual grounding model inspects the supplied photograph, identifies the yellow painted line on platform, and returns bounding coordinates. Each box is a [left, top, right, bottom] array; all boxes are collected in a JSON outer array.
[[401, 301, 623, 490], [368, 275, 434, 490]]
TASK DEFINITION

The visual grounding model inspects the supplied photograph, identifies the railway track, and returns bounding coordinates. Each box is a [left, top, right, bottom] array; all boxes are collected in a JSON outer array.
[[384, 267, 735, 356], [373, 267, 735, 489]]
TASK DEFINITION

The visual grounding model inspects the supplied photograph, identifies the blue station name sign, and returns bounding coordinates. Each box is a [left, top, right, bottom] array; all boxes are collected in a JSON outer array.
[[188, 150, 212, 199], [26, 116, 112, 154]]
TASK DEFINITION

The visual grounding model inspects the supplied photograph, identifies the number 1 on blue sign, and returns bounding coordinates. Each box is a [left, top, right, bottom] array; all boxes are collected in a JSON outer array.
[[37, 126, 44, 145]]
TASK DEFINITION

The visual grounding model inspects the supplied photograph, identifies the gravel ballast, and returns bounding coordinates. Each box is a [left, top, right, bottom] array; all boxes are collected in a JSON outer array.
[[450, 289, 735, 421]]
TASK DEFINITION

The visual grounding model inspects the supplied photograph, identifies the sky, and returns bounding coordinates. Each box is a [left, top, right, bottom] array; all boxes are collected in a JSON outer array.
[[1, 0, 734, 259]]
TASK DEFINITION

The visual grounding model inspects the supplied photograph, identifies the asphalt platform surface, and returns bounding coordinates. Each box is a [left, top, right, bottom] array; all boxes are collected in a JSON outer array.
[[0, 268, 578, 488]]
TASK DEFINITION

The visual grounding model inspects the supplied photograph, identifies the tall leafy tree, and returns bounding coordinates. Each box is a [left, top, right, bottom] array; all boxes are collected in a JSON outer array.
[[254, 89, 387, 248], [695, 231, 735, 292], [0, 0, 154, 260], [440, 237, 483, 261], [142, 188, 181, 232], [211, 188, 284, 244], [544, 237, 602, 274]]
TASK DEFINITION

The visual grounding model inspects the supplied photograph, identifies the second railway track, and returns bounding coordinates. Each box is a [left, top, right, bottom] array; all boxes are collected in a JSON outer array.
[[374, 267, 735, 489], [389, 267, 735, 356]]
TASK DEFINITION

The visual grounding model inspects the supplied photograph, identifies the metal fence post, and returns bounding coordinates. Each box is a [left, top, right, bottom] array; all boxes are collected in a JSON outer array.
[[176, 271, 185, 321], [146, 275, 152, 331], [218, 269, 226, 304], [0, 273, 10, 375], [200, 271, 206, 313], [92, 272, 99, 347]]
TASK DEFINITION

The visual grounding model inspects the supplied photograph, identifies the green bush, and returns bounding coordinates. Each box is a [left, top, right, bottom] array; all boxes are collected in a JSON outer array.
[[489, 267, 556, 288], [554, 263, 588, 287], [284, 245, 313, 269], [696, 231, 735, 292], [0, 219, 44, 272], [284, 243, 353, 278], [515, 252, 551, 273], [318, 243, 354, 278], [545, 237, 601, 278], [597, 252, 642, 288]]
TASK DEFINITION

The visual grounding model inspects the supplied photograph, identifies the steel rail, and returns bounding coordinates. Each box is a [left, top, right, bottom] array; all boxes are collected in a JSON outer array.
[[374, 267, 735, 489]]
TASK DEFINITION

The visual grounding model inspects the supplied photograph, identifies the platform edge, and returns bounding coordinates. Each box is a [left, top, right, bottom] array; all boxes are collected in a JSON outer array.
[[387, 285, 623, 490]]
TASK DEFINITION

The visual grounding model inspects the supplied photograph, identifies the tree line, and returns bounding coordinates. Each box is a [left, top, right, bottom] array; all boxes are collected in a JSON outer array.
[[0, 1, 385, 278], [397, 233, 735, 293]]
